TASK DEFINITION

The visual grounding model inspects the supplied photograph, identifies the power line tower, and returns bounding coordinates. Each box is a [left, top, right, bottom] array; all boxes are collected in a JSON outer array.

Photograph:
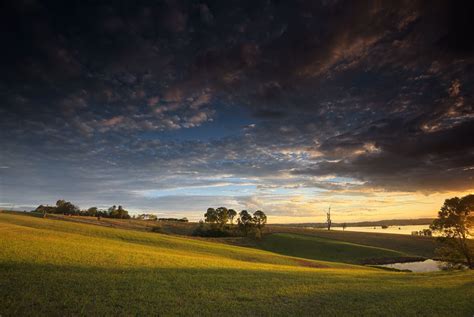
[[326, 206, 331, 231]]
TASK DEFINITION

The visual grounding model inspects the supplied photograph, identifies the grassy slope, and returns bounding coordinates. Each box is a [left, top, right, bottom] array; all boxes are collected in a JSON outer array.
[[44, 213, 199, 235], [267, 226, 438, 258], [3, 212, 438, 258], [1, 213, 473, 316], [258, 233, 408, 264]]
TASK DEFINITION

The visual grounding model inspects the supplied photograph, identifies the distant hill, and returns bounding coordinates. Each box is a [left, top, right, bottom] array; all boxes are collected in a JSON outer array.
[[278, 218, 435, 228]]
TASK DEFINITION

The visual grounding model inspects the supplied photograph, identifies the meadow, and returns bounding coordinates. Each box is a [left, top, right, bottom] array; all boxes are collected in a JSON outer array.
[[257, 233, 409, 264], [263, 226, 439, 259], [1, 212, 473, 316]]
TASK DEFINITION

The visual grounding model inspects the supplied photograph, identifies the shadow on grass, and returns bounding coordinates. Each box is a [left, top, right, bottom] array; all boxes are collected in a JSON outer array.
[[1, 262, 473, 316]]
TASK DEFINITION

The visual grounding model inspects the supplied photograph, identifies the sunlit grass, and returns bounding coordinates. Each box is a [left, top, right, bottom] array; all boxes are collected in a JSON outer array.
[[1, 212, 473, 316]]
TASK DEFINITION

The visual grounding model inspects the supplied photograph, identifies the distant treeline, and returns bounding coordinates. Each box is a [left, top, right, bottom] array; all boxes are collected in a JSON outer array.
[[35, 200, 131, 219], [193, 207, 267, 238], [123, 214, 189, 222], [34, 201, 189, 222], [158, 217, 189, 222]]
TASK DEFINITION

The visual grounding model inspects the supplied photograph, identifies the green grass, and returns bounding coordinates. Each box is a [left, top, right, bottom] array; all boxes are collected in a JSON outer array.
[[267, 225, 438, 258], [1, 212, 473, 316], [258, 233, 409, 264], [43, 212, 199, 235]]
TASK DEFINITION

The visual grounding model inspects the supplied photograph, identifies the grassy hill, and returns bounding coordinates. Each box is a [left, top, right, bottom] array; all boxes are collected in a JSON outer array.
[[257, 233, 410, 264], [1, 212, 473, 316], [5, 212, 439, 259], [266, 226, 438, 258]]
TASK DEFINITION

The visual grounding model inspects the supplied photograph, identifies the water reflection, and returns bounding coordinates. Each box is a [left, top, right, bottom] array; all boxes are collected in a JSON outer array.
[[375, 259, 462, 272], [330, 225, 432, 236]]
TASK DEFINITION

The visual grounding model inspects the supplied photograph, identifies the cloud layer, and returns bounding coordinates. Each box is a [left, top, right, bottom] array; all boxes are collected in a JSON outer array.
[[1, 0, 473, 220]]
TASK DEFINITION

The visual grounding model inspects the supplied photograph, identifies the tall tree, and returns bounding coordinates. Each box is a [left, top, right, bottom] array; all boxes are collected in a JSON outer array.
[[37, 204, 46, 218], [326, 207, 332, 231], [108, 205, 117, 217], [204, 208, 218, 224], [228, 209, 237, 225], [430, 194, 473, 269], [56, 200, 79, 215], [34, 204, 54, 218], [253, 210, 267, 238], [86, 207, 98, 217], [216, 207, 229, 228], [116, 205, 130, 219], [238, 210, 254, 236]]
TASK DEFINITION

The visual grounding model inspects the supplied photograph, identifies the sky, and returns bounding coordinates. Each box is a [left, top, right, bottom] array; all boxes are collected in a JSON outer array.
[[0, 0, 473, 223]]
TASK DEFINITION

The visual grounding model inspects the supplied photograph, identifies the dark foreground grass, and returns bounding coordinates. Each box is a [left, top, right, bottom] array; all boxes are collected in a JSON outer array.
[[1, 213, 473, 316]]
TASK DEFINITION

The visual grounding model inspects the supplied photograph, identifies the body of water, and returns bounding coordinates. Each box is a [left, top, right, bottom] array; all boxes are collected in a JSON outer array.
[[331, 224, 431, 236], [376, 259, 448, 272]]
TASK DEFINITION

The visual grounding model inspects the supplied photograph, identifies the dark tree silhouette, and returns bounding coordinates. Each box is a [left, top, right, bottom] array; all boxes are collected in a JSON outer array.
[[116, 205, 130, 219], [104, 205, 130, 219], [326, 207, 332, 231], [430, 194, 473, 269], [34, 205, 55, 217], [34, 201, 129, 219], [228, 209, 237, 225], [55, 200, 79, 215], [253, 210, 267, 239], [216, 207, 229, 228], [204, 208, 218, 224], [238, 210, 254, 236], [108, 205, 117, 217], [86, 207, 98, 217]]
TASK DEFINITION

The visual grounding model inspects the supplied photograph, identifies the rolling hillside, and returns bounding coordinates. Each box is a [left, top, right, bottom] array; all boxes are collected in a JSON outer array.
[[266, 226, 438, 258], [258, 233, 409, 264], [1, 212, 473, 316]]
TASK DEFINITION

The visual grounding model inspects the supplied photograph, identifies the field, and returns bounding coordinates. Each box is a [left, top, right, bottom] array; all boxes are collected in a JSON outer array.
[[33, 212, 198, 235], [263, 226, 439, 259], [257, 233, 409, 264], [1, 212, 473, 316]]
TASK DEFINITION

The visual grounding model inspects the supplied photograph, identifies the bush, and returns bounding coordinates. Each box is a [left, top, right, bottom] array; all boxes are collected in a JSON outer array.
[[192, 227, 232, 237], [158, 217, 188, 222], [151, 226, 162, 233]]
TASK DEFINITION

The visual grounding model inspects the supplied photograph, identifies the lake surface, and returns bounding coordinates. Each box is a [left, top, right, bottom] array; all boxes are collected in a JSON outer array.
[[331, 225, 431, 236], [376, 259, 447, 272]]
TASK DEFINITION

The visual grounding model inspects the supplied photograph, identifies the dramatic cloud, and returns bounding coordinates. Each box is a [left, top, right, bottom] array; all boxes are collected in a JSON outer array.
[[0, 0, 473, 221]]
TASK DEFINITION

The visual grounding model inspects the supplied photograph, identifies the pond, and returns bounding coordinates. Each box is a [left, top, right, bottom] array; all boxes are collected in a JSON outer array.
[[375, 259, 454, 272]]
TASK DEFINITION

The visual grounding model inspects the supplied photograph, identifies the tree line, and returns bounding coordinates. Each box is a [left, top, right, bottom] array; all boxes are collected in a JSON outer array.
[[135, 214, 188, 222], [194, 207, 267, 238], [34, 200, 190, 222], [158, 217, 189, 222], [34, 200, 130, 219]]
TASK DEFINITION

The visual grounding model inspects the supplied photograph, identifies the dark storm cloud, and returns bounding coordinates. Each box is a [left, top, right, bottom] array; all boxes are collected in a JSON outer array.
[[1, 0, 473, 209]]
